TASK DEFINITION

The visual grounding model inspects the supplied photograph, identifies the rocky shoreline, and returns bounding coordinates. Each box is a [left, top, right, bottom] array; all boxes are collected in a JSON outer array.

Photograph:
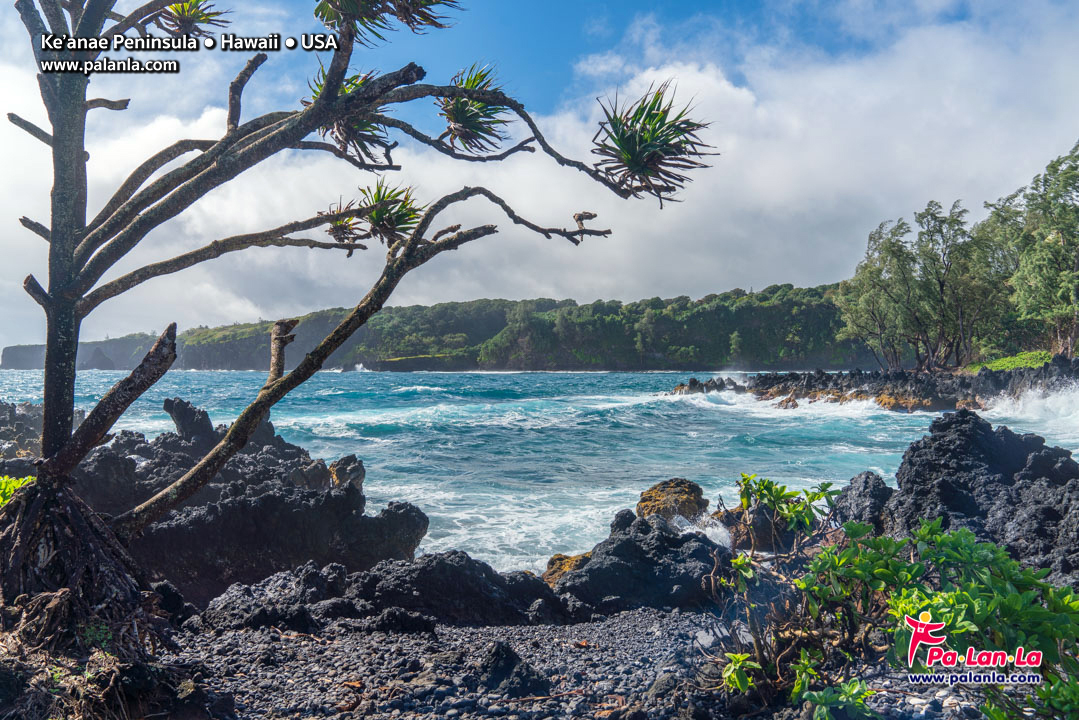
[[4, 386, 1079, 719], [672, 354, 1079, 412]]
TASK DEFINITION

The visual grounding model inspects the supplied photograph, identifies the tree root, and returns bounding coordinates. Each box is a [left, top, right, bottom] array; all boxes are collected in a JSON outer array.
[[0, 481, 171, 659]]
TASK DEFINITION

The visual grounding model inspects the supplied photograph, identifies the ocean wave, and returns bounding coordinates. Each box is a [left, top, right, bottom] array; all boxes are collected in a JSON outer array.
[[982, 385, 1079, 449], [392, 385, 449, 393]]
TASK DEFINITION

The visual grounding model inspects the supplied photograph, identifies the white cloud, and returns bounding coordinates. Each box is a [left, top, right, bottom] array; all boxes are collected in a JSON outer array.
[[2, 2, 1079, 351]]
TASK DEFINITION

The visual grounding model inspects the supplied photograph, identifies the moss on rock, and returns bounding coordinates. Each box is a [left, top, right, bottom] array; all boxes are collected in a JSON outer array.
[[636, 478, 709, 521]]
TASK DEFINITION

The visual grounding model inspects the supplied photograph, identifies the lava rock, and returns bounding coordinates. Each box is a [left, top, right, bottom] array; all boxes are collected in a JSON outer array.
[[636, 478, 709, 521], [349, 551, 569, 626], [833, 471, 894, 534], [555, 513, 729, 614], [841, 410, 1079, 586], [476, 641, 549, 698]]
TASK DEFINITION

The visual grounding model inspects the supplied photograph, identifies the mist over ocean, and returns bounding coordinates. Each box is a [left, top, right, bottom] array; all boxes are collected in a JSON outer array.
[[3, 370, 1077, 574]]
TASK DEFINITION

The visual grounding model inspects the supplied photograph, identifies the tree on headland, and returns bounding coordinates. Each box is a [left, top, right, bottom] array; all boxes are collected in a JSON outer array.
[[1000, 142, 1079, 358], [838, 200, 1015, 371], [1, 0, 709, 663]]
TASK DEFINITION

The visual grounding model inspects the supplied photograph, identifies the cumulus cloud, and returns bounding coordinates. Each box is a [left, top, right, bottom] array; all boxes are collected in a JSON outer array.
[[2, 2, 1078, 350]]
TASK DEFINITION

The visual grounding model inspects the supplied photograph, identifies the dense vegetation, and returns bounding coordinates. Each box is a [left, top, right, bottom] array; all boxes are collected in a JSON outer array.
[[837, 141, 1079, 370], [2, 286, 877, 371], [715, 476, 1079, 720]]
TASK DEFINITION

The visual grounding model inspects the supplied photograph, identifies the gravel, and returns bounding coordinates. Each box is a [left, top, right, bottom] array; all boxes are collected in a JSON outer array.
[[165, 608, 986, 719]]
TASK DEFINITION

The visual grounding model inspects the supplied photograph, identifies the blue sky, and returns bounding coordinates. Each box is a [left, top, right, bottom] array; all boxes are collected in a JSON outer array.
[[1, 1, 1078, 347]]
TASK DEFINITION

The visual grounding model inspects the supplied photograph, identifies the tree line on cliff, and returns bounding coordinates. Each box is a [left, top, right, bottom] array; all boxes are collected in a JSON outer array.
[[1, 285, 877, 371]]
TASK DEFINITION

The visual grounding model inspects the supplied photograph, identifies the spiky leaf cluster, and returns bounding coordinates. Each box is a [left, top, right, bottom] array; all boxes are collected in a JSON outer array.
[[159, 1, 230, 37], [320, 199, 369, 257], [304, 65, 389, 164], [315, 0, 460, 45], [358, 179, 424, 244], [436, 64, 509, 153], [592, 81, 711, 201]]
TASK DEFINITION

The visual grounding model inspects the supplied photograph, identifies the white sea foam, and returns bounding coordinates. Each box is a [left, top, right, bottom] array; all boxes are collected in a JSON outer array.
[[981, 384, 1079, 450], [392, 385, 448, 393]]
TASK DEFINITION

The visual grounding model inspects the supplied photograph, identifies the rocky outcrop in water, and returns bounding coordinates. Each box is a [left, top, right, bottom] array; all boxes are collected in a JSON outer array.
[[835, 410, 1079, 586], [0, 398, 427, 607], [672, 355, 1079, 412]]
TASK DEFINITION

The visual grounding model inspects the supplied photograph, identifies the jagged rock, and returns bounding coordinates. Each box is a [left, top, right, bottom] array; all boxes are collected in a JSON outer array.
[[196, 552, 565, 632], [669, 356, 1079, 413], [163, 398, 216, 449], [636, 478, 709, 520], [554, 513, 728, 615], [78, 346, 115, 370], [839, 410, 1079, 586], [541, 552, 591, 586], [348, 550, 568, 626], [833, 472, 893, 535], [711, 502, 794, 552], [476, 641, 549, 698], [131, 487, 427, 607], [329, 454, 365, 490]]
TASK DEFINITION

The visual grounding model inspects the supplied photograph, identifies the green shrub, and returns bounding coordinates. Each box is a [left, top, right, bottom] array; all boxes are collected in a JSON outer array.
[[965, 350, 1053, 373], [0, 475, 35, 507]]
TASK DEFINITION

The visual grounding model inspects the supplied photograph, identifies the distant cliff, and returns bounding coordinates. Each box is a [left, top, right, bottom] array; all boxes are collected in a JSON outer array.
[[1, 286, 876, 371]]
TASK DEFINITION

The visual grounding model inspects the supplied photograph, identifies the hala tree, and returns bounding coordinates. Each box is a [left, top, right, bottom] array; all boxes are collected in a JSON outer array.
[[0, 0, 709, 658]]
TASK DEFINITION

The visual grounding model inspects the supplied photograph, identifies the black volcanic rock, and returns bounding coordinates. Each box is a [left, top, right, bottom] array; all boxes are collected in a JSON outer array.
[[1, 398, 429, 608], [554, 513, 728, 615], [672, 355, 1079, 412], [163, 397, 217, 449], [196, 552, 566, 632], [839, 410, 1079, 586], [833, 471, 893, 534], [348, 551, 568, 626], [132, 486, 428, 607]]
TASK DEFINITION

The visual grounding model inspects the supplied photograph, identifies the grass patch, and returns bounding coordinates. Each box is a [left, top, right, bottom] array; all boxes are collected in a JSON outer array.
[[965, 350, 1053, 373]]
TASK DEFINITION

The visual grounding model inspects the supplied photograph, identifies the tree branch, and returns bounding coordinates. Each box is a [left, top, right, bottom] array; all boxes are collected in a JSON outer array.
[[228, 53, 268, 131], [23, 275, 50, 309], [267, 319, 299, 385], [376, 115, 536, 162], [71, 64, 428, 300], [77, 207, 378, 316], [409, 186, 610, 249], [292, 140, 401, 171], [98, 0, 172, 39], [14, 0, 59, 104], [86, 139, 215, 233], [20, 217, 51, 242], [86, 97, 130, 111], [7, 113, 53, 147], [76, 113, 298, 266], [380, 83, 634, 199], [39, 0, 70, 35], [39, 323, 177, 480]]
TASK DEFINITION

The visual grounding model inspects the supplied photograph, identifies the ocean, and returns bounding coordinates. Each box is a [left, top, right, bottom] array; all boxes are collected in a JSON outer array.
[[2, 369, 1077, 574]]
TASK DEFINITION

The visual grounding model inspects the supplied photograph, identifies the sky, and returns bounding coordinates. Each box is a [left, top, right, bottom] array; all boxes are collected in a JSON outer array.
[[1, 0, 1078, 348]]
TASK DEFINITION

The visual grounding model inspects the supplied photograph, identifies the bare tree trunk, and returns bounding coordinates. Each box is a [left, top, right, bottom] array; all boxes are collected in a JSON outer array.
[[41, 72, 90, 457], [41, 303, 81, 458]]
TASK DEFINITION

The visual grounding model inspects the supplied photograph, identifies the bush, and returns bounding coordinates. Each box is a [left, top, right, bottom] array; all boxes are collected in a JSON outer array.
[[964, 350, 1053, 373], [0, 475, 35, 507], [714, 476, 1079, 720]]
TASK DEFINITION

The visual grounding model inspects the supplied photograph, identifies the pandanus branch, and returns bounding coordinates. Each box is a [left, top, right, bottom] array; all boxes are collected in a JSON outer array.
[[77, 205, 381, 316], [38, 324, 178, 481], [111, 187, 608, 540]]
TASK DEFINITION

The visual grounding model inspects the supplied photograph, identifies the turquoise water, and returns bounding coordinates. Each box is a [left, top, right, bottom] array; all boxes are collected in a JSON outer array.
[[2, 370, 1077, 573]]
